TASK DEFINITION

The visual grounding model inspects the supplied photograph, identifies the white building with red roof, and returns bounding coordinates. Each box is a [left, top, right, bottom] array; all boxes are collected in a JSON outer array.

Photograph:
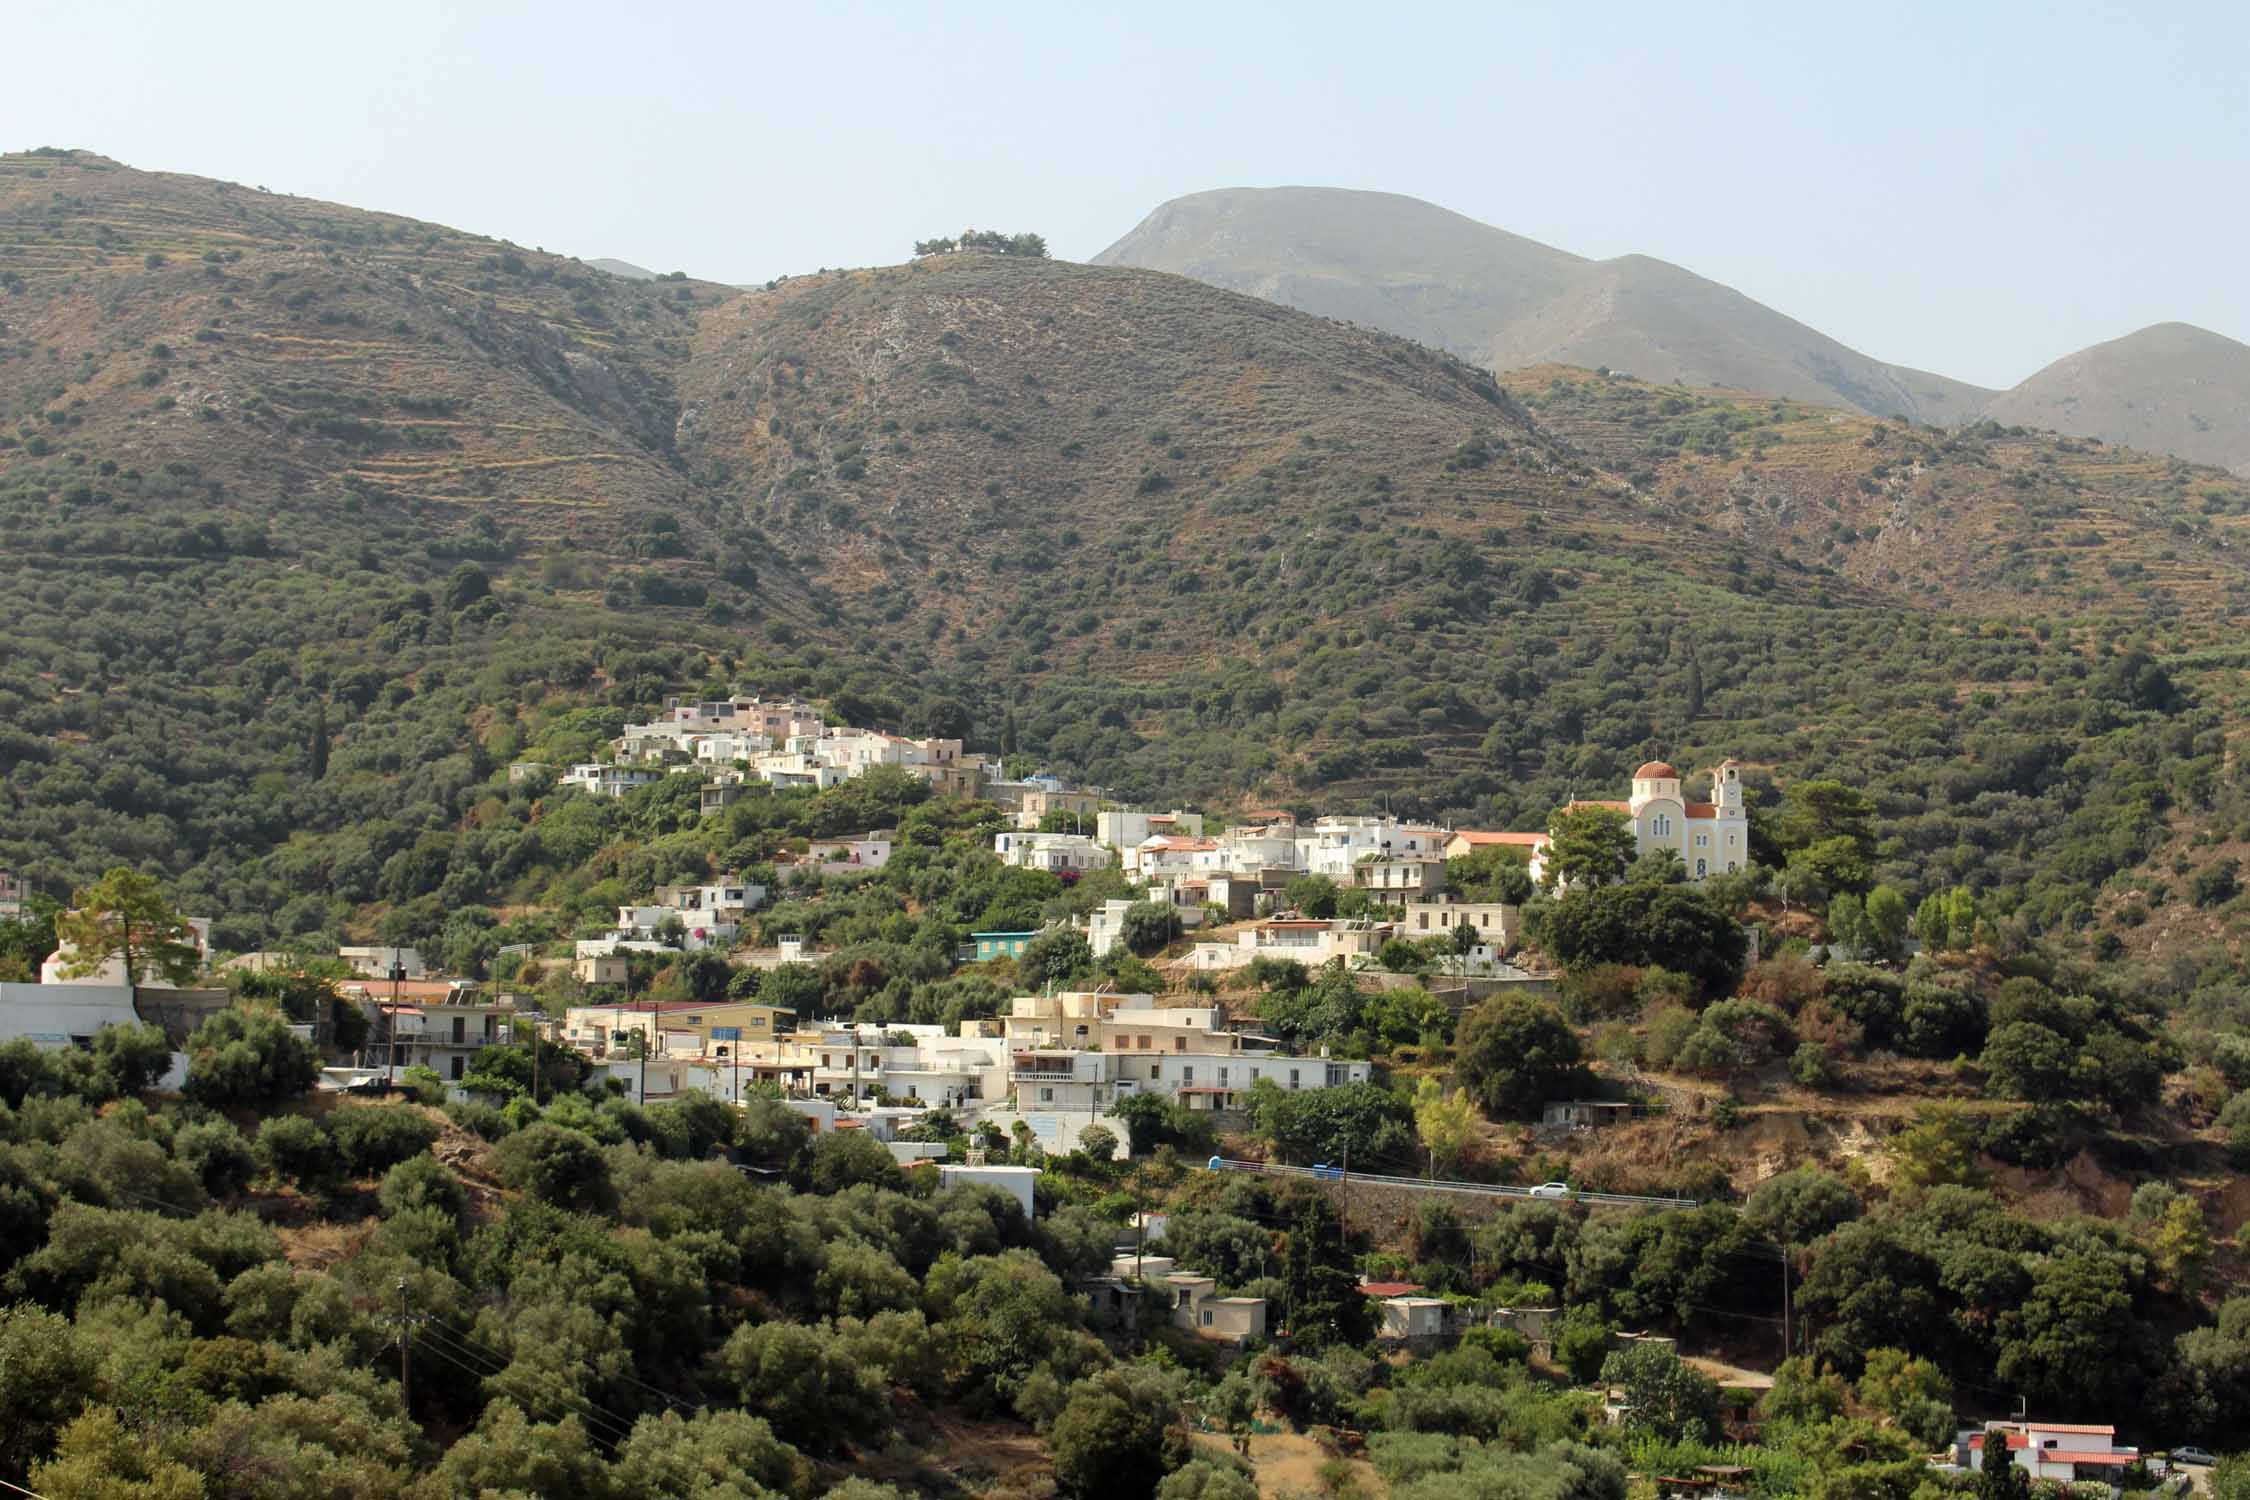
[[1966, 1422, 2139, 1485]]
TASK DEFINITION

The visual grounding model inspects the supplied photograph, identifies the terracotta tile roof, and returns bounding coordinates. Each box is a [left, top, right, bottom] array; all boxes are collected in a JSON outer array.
[[1451, 830, 1549, 846], [1359, 1281, 1425, 1297], [1684, 802, 1719, 817]]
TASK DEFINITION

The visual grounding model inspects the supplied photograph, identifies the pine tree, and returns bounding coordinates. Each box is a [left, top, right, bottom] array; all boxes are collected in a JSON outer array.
[[308, 703, 329, 780], [54, 867, 202, 986]]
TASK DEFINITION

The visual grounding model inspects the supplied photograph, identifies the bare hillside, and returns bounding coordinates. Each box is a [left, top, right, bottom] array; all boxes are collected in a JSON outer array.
[[1984, 321, 2250, 476], [1094, 186, 1993, 425]]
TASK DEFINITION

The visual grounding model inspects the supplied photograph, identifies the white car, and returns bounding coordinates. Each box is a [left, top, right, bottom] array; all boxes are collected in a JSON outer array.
[[1528, 1181, 1574, 1199], [2168, 1448, 2216, 1468]]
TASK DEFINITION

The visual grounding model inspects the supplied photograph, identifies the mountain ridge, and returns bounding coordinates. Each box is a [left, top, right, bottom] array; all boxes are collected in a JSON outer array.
[[1092, 185, 1996, 426], [1094, 185, 2248, 470]]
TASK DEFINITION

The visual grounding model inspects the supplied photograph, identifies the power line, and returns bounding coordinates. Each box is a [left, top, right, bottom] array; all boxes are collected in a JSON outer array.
[[417, 1322, 653, 1441], [428, 1319, 701, 1418], [0, 1476, 58, 1500], [413, 1333, 631, 1442], [412, 1331, 640, 1446]]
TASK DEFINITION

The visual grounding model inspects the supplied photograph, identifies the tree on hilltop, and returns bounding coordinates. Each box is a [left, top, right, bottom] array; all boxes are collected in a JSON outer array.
[[914, 230, 1049, 259]]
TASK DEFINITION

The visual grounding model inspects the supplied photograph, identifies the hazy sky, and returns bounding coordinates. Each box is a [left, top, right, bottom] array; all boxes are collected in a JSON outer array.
[[10, 0, 2244, 387]]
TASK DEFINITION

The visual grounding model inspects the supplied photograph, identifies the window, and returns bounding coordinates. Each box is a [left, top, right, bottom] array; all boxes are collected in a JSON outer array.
[[1201, 1310, 1213, 1327], [1289, 1068, 1300, 1090], [1182, 1067, 1194, 1085], [1175, 1037, 1186, 1051], [1039, 1088, 1054, 1103], [1695, 833, 1708, 848], [1652, 813, 1672, 837], [1696, 859, 1707, 877]]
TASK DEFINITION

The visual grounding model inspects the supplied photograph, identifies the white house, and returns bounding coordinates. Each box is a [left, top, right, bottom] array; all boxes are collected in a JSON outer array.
[[362, 990, 530, 1083], [938, 1163, 1040, 1219], [1112, 1049, 1371, 1110], [1131, 835, 1219, 879], [993, 831, 1113, 873], [654, 879, 765, 920], [1966, 1423, 2139, 1486], [750, 753, 850, 791], [1296, 817, 1450, 878], [560, 763, 665, 798], [1097, 809, 1205, 850], [1011, 1048, 1117, 1111], [692, 732, 770, 765], [613, 905, 738, 951], [1199, 824, 1299, 876], [1232, 918, 1393, 965]]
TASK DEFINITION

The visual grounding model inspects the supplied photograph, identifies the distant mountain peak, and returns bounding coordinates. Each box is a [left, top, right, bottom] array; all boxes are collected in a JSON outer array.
[[1985, 321, 2250, 474], [1095, 186, 1993, 427]]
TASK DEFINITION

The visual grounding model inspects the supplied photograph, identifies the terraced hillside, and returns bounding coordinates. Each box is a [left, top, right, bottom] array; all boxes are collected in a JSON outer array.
[[0, 150, 722, 531], [1503, 367, 2250, 634], [4, 151, 2249, 962]]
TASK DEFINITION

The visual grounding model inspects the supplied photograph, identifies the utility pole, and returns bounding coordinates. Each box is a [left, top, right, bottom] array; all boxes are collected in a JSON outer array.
[[387, 961, 405, 1089], [1337, 1142, 1350, 1250], [1779, 1245, 1792, 1363], [392, 1276, 430, 1415]]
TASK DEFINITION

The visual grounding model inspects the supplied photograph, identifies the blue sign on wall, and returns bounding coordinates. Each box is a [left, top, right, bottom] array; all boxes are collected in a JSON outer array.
[[710, 1027, 742, 1041]]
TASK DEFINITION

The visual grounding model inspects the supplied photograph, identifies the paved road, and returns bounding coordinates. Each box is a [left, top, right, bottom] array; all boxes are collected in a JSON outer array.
[[1206, 1157, 1698, 1210]]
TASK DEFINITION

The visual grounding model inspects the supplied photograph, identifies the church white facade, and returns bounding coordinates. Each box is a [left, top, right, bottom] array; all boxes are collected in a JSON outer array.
[[1528, 758, 1749, 884]]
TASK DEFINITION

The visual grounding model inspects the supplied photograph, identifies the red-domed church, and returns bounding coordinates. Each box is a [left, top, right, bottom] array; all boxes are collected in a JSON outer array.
[[1528, 758, 1749, 884]]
